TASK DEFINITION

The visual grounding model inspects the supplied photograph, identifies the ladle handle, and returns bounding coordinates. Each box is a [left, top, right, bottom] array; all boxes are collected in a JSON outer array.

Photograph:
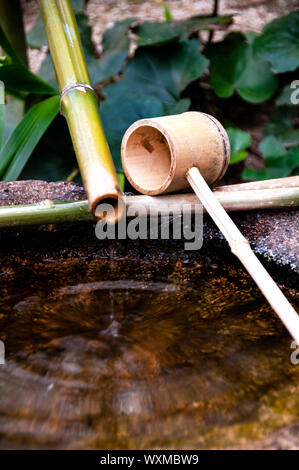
[[187, 166, 299, 345]]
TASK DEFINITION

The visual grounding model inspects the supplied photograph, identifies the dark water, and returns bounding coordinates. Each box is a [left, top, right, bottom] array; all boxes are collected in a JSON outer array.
[[0, 255, 298, 449]]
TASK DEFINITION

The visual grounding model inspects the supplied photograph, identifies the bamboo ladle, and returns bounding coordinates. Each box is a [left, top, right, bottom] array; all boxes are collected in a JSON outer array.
[[121, 111, 299, 344]]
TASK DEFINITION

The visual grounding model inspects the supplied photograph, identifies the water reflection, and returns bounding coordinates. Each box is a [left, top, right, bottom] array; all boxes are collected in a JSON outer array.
[[0, 258, 298, 449]]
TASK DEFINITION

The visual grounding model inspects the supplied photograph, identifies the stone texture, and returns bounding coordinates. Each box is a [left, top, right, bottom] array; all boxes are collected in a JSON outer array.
[[204, 209, 299, 274], [0, 180, 86, 206], [0, 180, 298, 276]]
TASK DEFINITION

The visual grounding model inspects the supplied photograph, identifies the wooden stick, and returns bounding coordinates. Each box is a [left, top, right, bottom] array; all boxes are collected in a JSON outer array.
[[216, 176, 299, 192], [187, 166, 299, 345]]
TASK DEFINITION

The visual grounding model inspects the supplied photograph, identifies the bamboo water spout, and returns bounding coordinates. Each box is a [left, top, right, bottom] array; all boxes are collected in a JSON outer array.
[[0, 183, 298, 228], [121, 111, 299, 345], [38, 0, 123, 223]]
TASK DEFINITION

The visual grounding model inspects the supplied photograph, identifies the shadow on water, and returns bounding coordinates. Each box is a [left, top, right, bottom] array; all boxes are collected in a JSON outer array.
[[0, 254, 298, 449]]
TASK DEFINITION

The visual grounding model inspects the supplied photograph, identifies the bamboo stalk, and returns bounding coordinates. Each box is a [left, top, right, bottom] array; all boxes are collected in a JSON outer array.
[[1, 200, 101, 228], [126, 187, 299, 214], [55, 0, 90, 83], [39, 0, 76, 89], [0, 185, 298, 227], [215, 176, 299, 192], [38, 0, 123, 223], [187, 166, 299, 345], [0, 199, 93, 227]]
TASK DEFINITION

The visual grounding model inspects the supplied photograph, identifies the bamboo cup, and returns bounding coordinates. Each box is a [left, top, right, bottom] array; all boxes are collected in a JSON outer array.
[[122, 111, 230, 195], [121, 111, 299, 344]]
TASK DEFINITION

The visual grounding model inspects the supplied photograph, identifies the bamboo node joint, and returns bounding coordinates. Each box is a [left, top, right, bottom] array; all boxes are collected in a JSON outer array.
[[59, 82, 97, 114]]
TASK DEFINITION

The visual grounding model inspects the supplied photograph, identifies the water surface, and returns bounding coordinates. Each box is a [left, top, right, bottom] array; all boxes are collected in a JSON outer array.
[[0, 255, 298, 449]]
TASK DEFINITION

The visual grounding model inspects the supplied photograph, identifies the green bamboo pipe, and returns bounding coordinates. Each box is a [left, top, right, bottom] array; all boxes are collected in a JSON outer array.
[[0, 200, 93, 227], [38, 0, 123, 223], [56, 0, 90, 83], [0, 186, 298, 228]]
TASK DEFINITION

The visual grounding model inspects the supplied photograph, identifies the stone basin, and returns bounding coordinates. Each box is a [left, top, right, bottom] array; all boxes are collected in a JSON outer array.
[[0, 181, 298, 450]]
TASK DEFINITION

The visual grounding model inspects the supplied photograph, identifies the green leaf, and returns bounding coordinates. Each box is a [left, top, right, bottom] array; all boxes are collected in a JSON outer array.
[[133, 21, 183, 46], [0, 24, 23, 65], [4, 98, 24, 139], [264, 107, 299, 146], [226, 127, 252, 164], [281, 147, 299, 172], [76, 11, 95, 61], [242, 136, 299, 180], [39, 53, 58, 88], [206, 33, 278, 102], [185, 14, 232, 36], [0, 95, 60, 181], [242, 167, 285, 181], [236, 49, 278, 102], [77, 15, 135, 85], [20, 115, 77, 181], [230, 150, 248, 164], [0, 81, 5, 148], [205, 33, 247, 98], [101, 39, 205, 171], [260, 135, 286, 159], [39, 14, 135, 87], [26, 14, 48, 49], [100, 93, 164, 172], [103, 40, 209, 109], [165, 98, 190, 115], [133, 15, 231, 47], [161, 1, 173, 21], [90, 18, 135, 84], [0, 21, 57, 96], [117, 172, 125, 191], [254, 11, 299, 74], [0, 63, 58, 95], [103, 17, 134, 51]]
